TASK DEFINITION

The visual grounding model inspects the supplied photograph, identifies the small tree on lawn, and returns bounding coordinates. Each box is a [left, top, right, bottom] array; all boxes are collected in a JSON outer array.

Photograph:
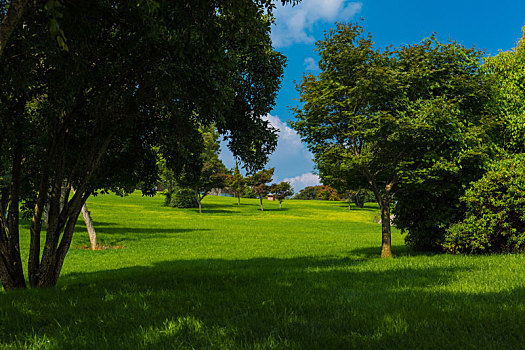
[[248, 168, 274, 211], [270, 181, 294, 209], [226, 162, 246, 205], [178, 126, 228, 213]]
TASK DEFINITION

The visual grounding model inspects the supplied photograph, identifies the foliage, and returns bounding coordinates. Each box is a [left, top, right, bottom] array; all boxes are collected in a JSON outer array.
[[316, 185, 340, 201], [177, 126, 228, 212], [293, 185, 339, 201], [345, 189, 373, 208], [270, 181, 293, 208], [292, 23, 495, 256], [484, 27, 525, 154], [444, 155, 525, 254], [163, 187, 198, 209], [0, 0, 288, 289], [247, 168, 274, 211], [224, 162, 246, 205]]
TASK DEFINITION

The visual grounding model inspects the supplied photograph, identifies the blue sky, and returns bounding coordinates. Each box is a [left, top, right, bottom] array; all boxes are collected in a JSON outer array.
[[220, 0, 525, 191]]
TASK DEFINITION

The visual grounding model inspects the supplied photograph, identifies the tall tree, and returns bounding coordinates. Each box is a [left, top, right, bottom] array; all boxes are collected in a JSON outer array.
[[248, 168, 274, 211], [0, 0, 291, 290], [292, 23, 494, 257]]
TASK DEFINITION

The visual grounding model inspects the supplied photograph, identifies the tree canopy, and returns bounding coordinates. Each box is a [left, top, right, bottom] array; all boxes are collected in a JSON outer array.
[[0, 0, 292, 290], [292, 23, 495, 257]]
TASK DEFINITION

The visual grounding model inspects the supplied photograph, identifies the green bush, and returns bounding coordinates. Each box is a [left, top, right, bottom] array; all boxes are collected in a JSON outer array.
[[164, 188, 198, 208], [444, 155, 525, 254]]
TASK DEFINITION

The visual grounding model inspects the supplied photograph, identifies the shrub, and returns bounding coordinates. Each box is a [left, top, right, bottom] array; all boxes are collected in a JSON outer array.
[[444, 155, 525, 254], [164, 188, 198, 208]]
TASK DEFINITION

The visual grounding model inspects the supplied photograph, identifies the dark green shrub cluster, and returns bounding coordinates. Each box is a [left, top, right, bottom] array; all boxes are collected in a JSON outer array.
[[164, 188, 198, 208], [444, 155, 525, 254]]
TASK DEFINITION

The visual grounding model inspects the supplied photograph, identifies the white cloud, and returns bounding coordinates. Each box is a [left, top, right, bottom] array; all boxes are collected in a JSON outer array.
[[271, 0, 362, 47], [262, 114, 304, 153], [283, 172, 321, 191], [304, 57, 320, 72]]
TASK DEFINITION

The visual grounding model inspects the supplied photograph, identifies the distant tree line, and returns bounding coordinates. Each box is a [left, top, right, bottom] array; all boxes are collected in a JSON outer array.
[[159, 130, 294, 212]]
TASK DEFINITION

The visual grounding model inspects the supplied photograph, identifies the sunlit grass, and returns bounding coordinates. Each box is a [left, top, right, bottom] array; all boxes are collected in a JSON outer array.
[[1, 193, 524, 349]]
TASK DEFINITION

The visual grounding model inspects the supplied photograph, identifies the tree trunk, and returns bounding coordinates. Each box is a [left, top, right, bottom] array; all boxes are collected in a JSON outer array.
[[0, 0, 30, 60], [364, 170, 393, 258], [380, 198, 392, 258], [0, 111, 26, 290], [237, 194, 240, 205], [82, 203, 97, 250], [195, 190, 202, 213], [348, 200, 351, 210], [259, 196, 264, 211], [279, 201, 282, 209]]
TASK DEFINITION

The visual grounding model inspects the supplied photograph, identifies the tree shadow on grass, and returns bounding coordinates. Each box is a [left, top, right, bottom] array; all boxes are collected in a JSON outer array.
[[1, 256, 524, 349], [338, 202, 380, 212], [74, 221, 211, 246], [258, 207, 291, 212]]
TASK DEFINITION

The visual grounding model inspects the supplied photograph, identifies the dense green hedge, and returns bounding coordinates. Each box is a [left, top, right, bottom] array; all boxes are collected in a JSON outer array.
[[444, 155, 525, 254]]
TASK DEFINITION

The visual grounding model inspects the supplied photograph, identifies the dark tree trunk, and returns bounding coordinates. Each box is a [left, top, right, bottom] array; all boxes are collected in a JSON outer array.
[[0, 101, 26, 290], [364, 169, 393, 258], [237, 194, 240, 205], [6, 140, 27, 288], [279, 201, 282, 209], [259, 196, 264, 211], [26, 132, 113, 289]]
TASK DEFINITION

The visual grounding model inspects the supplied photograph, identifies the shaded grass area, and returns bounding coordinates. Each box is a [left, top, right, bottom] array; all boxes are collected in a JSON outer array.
[[1, 194, 525, 349]]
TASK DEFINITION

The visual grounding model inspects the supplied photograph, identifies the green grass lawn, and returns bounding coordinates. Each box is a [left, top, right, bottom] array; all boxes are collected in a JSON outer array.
[[1, 193, 525, 349]]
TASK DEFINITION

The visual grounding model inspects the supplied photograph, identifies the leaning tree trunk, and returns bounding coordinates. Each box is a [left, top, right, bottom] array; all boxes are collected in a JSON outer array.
[[82, 203, 97, 250]]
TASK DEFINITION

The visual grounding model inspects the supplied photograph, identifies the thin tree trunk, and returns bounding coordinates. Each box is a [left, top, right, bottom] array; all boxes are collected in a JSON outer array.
[[380, 198, 392, 258], [0, 0, 29, 60], [195, 189, 202, 213], [82, 203, 97, 250], [237, 194, 240, 205], [259, 196, 264, 211], [348, 200, 351, 210], [364, 169, 393, 258], [279, 201, 282, 209]]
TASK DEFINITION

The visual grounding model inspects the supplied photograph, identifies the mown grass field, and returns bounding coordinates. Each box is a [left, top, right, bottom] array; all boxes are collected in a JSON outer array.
[[1, 193, 525, 349]]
